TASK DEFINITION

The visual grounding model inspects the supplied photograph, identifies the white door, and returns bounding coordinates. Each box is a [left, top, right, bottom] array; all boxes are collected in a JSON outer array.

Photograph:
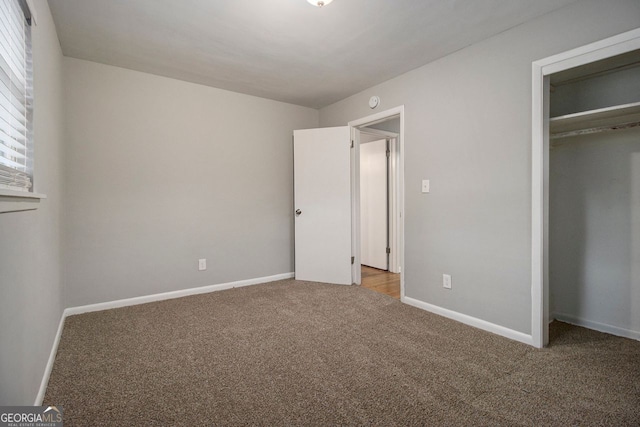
[[360, 139, 388, 270], [294, 126, 352, 285]]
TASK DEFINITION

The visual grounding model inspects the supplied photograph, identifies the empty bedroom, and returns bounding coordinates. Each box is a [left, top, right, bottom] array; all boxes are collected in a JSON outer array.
[[1, 0, 639, 425]]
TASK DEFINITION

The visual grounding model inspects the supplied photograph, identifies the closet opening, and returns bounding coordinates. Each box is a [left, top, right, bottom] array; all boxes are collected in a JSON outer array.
[[532, 29, 640, 348], [548, 49, 640, 345]]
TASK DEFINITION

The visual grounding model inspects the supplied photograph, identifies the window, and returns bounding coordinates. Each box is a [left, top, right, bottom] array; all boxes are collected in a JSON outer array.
[[0, 0, 33, 192]]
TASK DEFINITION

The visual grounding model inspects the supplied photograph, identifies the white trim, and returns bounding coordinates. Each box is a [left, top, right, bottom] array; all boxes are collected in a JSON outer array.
[[535, 29, 640, 75], [349, 106, 405, 298], [388, 137, 399, 274], [358, 128, 399, 138], [349, 106, 404, 128], [34, 312, 65, 405], [553, 313, 640, 341], [531, 62, 548, 349], [35, 272, 294, 403], [404, 296, 534, 346], [65, 273, 294, 316], [0, 189, 46, 199], [0, 189, 45, 213], [531, 28, 640, 349], [350, 126, 361, 284]]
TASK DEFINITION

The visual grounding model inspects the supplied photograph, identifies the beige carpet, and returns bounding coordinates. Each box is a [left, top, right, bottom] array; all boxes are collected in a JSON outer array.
[[45, 280, 640, 426]]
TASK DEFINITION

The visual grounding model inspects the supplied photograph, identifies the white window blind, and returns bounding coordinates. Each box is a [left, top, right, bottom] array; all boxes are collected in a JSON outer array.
[[0, 0, 33, 192]]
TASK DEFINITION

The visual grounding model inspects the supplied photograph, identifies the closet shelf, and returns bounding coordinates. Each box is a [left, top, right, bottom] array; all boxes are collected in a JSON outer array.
[[550, 101, 640, 140]]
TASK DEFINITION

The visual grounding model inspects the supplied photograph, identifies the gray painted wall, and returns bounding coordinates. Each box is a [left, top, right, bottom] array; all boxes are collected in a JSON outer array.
[[368, 117, 400, 134], [0, 0, 65, 404], [319, 0, 640, 334], [551, 66, 640, 117], [63, 58, 319, 307], [360, 133, 382, 144], [550, 128, 640, 335]]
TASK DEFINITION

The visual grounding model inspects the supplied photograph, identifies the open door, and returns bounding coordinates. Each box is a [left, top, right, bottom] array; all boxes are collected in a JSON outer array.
[[294, 126, 352, 285]]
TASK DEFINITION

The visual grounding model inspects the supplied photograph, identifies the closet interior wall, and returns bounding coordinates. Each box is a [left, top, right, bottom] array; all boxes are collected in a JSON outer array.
[[549, 53, 640, 339]]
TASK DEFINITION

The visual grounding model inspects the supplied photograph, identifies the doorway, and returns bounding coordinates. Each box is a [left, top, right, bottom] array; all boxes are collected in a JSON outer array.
[[531, 28, 640, 348], [291, 106, 404, 298], [358, 127, 400, 299], [349, 107, 405, 300]]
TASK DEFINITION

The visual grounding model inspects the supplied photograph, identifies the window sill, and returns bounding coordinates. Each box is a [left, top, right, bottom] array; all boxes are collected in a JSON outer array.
[[0, 189, 47, 214]]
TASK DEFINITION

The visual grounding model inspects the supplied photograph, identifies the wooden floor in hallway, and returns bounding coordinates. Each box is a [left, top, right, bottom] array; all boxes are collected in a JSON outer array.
[[361, 266, 401, 299]]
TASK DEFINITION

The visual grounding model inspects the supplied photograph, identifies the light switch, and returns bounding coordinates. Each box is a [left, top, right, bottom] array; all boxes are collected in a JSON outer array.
[[421, 179, 430, 193]]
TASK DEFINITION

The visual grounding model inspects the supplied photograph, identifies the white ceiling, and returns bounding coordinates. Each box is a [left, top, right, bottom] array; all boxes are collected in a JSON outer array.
[[48, 0, 577, 109]]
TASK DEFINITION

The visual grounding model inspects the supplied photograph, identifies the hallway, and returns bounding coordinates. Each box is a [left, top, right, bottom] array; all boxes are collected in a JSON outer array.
[[360, 266, 400, 299]]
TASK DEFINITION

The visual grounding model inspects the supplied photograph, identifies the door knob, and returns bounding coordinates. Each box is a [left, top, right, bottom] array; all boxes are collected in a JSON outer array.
[[295, 209, 302, 216]]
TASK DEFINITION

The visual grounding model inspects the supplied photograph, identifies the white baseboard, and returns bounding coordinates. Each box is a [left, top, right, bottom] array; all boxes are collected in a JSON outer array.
[[34, 312, 66, 405], [65, 272, 294, 316], [553, 312, 640, 341], [35, 272, 294, 404], [402, 296, 534, 346]]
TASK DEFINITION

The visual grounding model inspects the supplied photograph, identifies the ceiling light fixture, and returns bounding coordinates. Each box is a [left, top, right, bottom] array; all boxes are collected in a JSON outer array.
[[307, 0, 333, 7]]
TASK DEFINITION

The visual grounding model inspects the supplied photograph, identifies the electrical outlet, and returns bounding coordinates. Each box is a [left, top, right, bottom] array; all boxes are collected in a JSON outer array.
[[198, 259, 207, 271], [443, 274, 452, 289]]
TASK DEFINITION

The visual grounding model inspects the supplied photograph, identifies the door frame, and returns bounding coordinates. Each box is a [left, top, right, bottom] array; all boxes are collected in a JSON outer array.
[[531, 28, 640, 348], [349, 106, 405, 300]]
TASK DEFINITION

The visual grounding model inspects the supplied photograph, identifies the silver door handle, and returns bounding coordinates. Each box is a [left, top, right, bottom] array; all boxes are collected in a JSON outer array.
[[295, 209, 302, 216]]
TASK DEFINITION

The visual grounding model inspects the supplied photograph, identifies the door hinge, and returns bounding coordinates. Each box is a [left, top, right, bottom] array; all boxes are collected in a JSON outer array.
[[351, 140, 354, 148], [386, 149, 390, 158], [351, 256, 355, 264], [386, 247, 391, 254]]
